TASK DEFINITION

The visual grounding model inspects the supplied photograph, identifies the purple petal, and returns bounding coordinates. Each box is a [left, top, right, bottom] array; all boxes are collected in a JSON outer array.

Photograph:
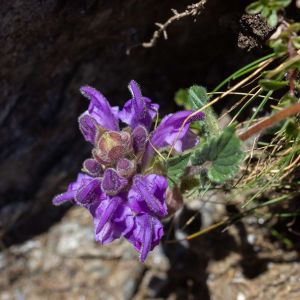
[[180, 130, 199, 151], [151, 110, 204, 150], [52, 190, 75, 206], [93, 196, 134, 244], [52, 173, 93, 206], [80, 85, 119, 131], [116, 158, 136, 178], [83, 158, 102, 177], [75, 178, 102, 206], [78, 113, 98, 144], [101, 168, 128, 196], [128, 174, 168, 217], [125, 213, 164, 262], [95, 197, 121, 234], [143, 110, 204, 165], [132, 125, 148, 152], [119, 80, 159, 130]]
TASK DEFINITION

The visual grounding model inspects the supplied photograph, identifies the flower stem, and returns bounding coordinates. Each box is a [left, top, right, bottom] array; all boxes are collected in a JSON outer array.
[[239, 101, 300, 141]]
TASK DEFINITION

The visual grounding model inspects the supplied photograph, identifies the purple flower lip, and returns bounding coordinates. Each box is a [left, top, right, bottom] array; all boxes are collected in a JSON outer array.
[[78, 114, 98, 144], [95, 196, 121, 234], [53, 80, 203, 262], [101, 168, 128, 196], [119, 80, 159, 131], [83, 158, 102, 177], [116, 158, 136, 178], [75, 178, 102, 205], [132, 175, 166, 217], [132, 125, 148, 153]]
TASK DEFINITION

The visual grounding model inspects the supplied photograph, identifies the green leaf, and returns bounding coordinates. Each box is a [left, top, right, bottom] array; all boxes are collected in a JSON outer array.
[[261, 6, 271, 17], [292, 37, 300, 49], [269, 39, 287, 56], [274, 0, 291, 7], [203, 107, 220, 137], [187, 85, 220, 137], [259, 79, 288, 90], [246, 1, 263, 14], [268, 10, 278, 27], [175, 89, 191, 109], [166, 152, 192, 188], [288, 23, 300, 34], [188, 85, 209, 110], [191, 126, 244, 183]]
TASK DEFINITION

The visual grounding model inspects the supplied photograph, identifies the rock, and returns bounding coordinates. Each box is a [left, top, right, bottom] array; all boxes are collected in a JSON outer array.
[[238, 13, 273, 51], [0, 207, 143, 300]]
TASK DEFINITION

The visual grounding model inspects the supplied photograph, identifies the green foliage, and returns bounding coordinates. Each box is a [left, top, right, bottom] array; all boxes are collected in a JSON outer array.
[[188, 85, 208, 110], [259, 79, 288, 90], [188, 85, 220, 136], [292, 36, 300, 49], [180, 176, 201, 192], [269, 39, 288, 57], [191, 126, 244, 183], [175, 85, 220, 137], [246, 0, 291, 27], [284, 119, 300, 140], [175, 89, 190, 108], [269, 23, 300, 57], [166, 152, 191, 188]]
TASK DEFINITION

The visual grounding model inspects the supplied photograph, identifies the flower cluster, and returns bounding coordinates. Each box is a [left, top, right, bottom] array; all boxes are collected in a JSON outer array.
[[53, 80, 204, 261]]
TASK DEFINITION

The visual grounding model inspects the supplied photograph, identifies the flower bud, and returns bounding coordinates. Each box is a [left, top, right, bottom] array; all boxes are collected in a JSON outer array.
[[93, 131, 132, 165]]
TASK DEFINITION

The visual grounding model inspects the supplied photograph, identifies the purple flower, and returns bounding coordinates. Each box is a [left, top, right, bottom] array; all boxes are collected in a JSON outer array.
[[126, 213, 164, 262], [128, 174, 168, 217], [93, 196, 134, 244], [53, 80, 203, 261], [119, 81, 159, 131]]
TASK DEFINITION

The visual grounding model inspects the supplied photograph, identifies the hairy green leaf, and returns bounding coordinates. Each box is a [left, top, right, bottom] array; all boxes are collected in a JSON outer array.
[[166, 152, 192, 188], [187, 85, 220, 137], [191, 126, 244, 183], [188, 85, 209, 110]]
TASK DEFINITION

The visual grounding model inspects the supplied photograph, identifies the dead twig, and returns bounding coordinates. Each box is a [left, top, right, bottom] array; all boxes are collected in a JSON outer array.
[[143, 0, 207, 48]]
